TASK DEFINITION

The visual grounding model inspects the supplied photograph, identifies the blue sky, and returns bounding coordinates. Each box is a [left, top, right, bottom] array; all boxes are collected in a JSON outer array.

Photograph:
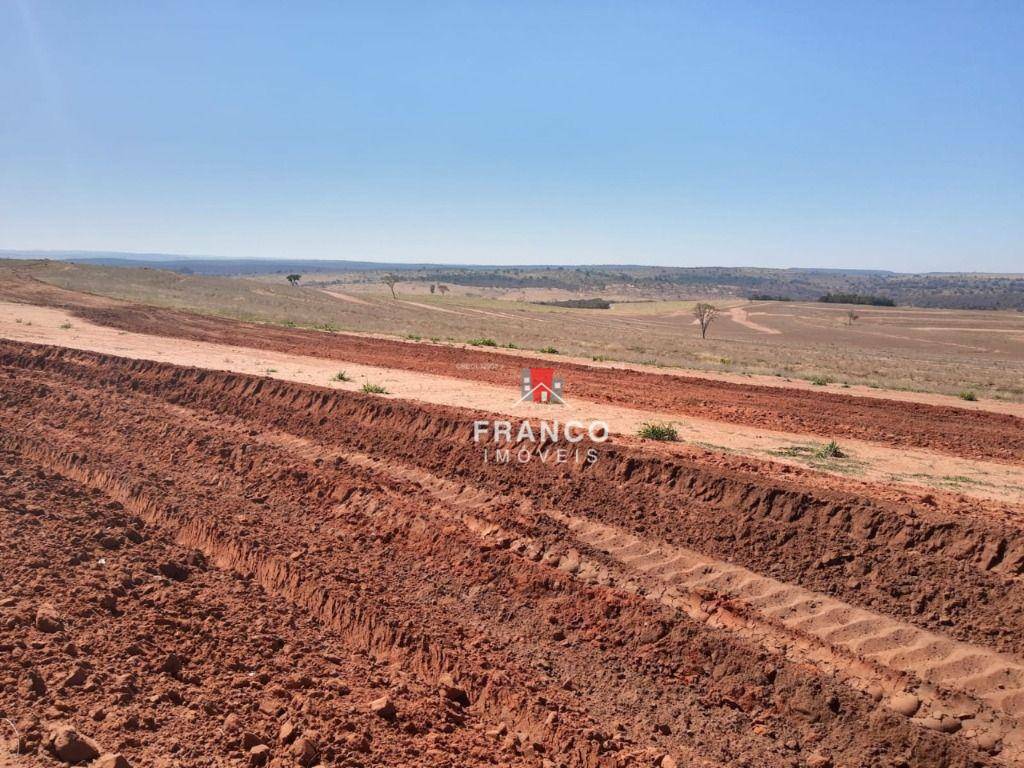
[[2, 1, 1022, 271]]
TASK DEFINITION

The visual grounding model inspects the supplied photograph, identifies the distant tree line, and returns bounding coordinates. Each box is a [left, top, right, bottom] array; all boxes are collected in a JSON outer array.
[[819, 292, 896, 307], [535, 298, 612, 309]]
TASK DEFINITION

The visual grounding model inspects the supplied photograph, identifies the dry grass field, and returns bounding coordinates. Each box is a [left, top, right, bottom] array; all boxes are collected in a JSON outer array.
[[7, 258, 1024, 402]]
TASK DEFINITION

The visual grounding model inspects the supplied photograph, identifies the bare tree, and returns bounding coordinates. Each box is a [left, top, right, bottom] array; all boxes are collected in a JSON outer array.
[[436, 284, 450, 296], [286, 274, 301, 286], [845, 309, 859, 326], [381, 274, 399, 299], [693, 303, 718, 339]]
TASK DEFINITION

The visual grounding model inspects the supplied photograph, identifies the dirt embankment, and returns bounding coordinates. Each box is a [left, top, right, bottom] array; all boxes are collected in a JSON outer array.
[[2, 339, 1023, 766], [62, 303, 1024, 465]]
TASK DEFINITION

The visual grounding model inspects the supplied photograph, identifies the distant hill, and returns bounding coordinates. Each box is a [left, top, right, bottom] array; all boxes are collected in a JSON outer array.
[[2, 251, 1022, 309]]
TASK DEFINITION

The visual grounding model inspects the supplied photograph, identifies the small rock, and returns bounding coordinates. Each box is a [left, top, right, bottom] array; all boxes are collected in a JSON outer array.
[[659, 756, 678, 768], [49, 724, 101, 764], [277, 721, 297, 744], [258, 697, 283, 716], [24, 670, 47, 697], [92, 754, 130, 768], [241, 732, 262, 750], [806, 752, 832, 768], [158, 561, 189, 581], [438, 675, 470, 707], [61, 665, 89, 690], [35, 603, 63, 633], [99, 595, 118, 614], [369, 695, 396, 721], [290, 736, 317, 767], [161, 653, 184, 678], [248, 744, 270, 767], [975, 731, 1001, 754], [222, 713, 241, 733], [887, 692, 920, 718]]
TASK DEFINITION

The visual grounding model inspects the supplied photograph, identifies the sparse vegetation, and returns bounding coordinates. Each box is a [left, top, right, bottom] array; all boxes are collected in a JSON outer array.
[[332, 371, 351, 382], [59, 322, 72, 330], [958, 390, 978, 402], [539, 346, 560, 354], [815, 440, 846, 459], [468, 337, 498, 347], [361, 383, 388, 394], [809, 375, 834, 386], [637, 422, 679, 441]]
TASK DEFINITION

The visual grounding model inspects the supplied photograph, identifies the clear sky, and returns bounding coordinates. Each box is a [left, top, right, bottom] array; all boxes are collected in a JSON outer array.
[[2, 1, 1022, 271]]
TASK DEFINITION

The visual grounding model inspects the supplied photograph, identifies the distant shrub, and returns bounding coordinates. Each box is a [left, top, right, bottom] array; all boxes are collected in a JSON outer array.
[[469, 338, 498, 347], [539, 346, 560, 354], [536, 298, 612, 309], [749, 294, 792, 301], [958, 390, 978, 401], [819, 293, 895, 307], [809, 375, 834, 386], [332, 371, 351, 382], [361, 383, 388, 394], [59, 322, 72, 330], [637, 422, 679, 441], [406, 334, 422, 341]]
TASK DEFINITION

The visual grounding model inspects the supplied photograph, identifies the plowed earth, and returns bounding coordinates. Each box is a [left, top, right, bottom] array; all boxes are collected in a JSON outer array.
[[3, 340, 1024, 767]]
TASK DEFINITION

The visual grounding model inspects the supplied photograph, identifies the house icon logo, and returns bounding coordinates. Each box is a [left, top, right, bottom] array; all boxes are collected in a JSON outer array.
[[519, 367, 564, 404]]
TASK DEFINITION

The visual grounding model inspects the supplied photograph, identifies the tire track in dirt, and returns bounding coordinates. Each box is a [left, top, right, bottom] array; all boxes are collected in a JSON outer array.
[[233, 426, 1024, 758], [71, 386, 1024, 759]]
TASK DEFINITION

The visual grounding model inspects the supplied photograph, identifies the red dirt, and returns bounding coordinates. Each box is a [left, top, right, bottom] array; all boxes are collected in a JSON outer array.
[[2, 339, 1022, 766], [61, 302, 1024, 465]]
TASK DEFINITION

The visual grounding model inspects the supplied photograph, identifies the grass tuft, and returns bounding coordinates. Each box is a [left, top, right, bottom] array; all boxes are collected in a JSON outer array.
[[468, 338, 498, 347], [637, 422, 679, 441], [539, 346, 560, 354], [332, 371, 351, 382], [808, 375, 834, 386], [361, 383, 388, 394], [958, 390, 977, 402], [815, 440, 845, 459]]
